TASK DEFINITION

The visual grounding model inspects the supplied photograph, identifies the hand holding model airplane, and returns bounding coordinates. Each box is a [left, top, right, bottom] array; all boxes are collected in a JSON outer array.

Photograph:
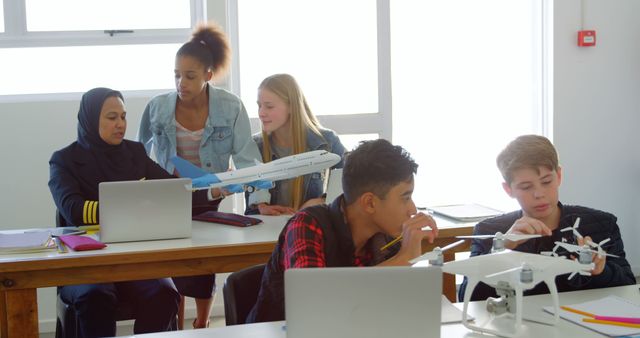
[[171, 150, 341, 193]]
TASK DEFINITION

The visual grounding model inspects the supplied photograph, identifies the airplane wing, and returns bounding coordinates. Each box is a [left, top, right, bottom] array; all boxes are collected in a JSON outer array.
[[171, 156, 210, 179], [171, 156, 222, 189]]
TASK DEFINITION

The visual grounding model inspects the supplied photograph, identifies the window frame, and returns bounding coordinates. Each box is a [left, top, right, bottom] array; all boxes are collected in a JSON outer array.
[[0, 0, 205, 48], [228, 0, 392, 141]]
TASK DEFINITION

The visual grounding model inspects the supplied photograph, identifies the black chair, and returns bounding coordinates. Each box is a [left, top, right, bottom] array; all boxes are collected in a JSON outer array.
[[54, 210, 179, 337], [55, 293, 139, 338], [223, 264, 266, 325]]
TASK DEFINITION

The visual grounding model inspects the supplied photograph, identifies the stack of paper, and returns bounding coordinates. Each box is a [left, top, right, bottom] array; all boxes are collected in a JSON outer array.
[[544, 295, 640, 337], [428, 204, 503, 222], [0, 231, 55, 253]]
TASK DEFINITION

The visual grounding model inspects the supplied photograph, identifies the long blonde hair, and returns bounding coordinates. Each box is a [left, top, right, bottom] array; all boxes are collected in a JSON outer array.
[[259, 74, 324, 209]]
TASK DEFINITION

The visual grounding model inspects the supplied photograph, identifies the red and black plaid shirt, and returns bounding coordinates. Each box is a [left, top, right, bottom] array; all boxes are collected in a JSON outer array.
[[281, 211, 373, 269]]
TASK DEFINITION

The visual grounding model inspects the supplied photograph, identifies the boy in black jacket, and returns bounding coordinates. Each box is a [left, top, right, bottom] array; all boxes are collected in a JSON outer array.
[[459, 135, 636, 301]]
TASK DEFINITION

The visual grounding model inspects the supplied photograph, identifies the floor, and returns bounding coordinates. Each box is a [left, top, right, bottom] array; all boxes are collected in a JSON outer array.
[[39, 316, 226, 337]]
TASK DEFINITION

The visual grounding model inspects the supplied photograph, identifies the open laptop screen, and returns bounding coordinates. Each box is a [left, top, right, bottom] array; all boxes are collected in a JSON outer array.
[[285, 266, 442, 338]]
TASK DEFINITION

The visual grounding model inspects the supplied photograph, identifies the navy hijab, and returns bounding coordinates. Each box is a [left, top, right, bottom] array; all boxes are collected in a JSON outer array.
[[77, 87, 137, 181]]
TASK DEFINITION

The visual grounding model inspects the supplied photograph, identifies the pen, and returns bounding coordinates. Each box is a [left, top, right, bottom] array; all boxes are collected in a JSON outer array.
[[381, 211, 435, 252], [77, 225, 100, 231], [583, 318, 640, 329], [593, 315, 640, 324], [380, 236, 402, 251], [560, 305, 595, 317], [55, 237, 68, 254]]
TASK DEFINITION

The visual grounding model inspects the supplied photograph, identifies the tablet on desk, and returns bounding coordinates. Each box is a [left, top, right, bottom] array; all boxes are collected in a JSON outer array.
[[428, 203, 503, 222]]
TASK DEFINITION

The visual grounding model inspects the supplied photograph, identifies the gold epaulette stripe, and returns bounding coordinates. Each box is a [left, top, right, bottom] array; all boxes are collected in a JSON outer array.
[[83, 200, 99, 224], [83, 200, 89, 224], [92, 201, 98, 224]]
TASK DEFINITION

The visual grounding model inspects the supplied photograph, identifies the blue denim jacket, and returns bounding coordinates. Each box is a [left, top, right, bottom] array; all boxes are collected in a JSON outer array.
[[137, 85, 262, 174], [245, 127, 346, 214]]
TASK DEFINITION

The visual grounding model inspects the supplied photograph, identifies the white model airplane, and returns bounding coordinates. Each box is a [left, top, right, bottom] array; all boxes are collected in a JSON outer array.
[[413, 249, 594, 338], [171, 150, 341, 193]]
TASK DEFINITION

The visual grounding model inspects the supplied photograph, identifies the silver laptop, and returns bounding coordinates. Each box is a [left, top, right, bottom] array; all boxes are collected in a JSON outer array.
[[98, 178, 192, 243], [325, 168, 343, 203], [285, 266, 442, 338]]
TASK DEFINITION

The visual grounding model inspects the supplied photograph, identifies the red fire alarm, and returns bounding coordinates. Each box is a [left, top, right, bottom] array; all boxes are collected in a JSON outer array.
[[578, 30, 596, 47]]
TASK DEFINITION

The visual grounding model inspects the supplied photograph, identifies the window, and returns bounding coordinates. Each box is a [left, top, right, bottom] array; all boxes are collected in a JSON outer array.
[[0, 44, 179, 95], [390, 0, 545, 211], [0, 0, 203, 96], [25, 0, 191, 31], [236, 0, 378, 117], [0, 3, 4, 33]]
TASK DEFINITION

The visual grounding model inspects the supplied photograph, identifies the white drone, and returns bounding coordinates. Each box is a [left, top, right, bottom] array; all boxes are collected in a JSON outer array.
[[541, 217, 618, 276], [409, 239, 466, 266], [457, 232, 542, 252], [428, 250, 594, 337]]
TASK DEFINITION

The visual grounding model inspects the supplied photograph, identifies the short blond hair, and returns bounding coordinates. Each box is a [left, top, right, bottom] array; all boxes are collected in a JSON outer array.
[[497, 135, 559, 184]]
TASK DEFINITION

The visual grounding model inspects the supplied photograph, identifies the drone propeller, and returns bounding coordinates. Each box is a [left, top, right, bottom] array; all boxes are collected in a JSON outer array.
[[457, 232, 541, 242], [586, 238, 619, 258], [553, 241, 598, 255], [408, 239, 465, 265], [560, 217, 582, 239]]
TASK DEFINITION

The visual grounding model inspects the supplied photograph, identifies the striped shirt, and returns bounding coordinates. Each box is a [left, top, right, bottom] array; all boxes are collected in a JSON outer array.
[[175, 120, 204, 172]]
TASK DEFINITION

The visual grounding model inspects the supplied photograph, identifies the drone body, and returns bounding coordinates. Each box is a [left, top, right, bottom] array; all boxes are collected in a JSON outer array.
[[414, 249, 594, 337]]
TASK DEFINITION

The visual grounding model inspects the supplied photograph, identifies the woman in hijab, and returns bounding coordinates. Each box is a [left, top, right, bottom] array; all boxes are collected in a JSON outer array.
[[48, 87, 217, 337]]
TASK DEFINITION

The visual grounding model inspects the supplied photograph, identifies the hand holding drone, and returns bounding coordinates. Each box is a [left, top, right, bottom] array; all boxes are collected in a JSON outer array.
[[540, 217, 618, 276]]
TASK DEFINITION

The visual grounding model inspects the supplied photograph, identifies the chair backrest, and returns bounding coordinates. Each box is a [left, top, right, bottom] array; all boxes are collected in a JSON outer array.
[[56, 209, 68, 227], [223, 264, 265, 325]]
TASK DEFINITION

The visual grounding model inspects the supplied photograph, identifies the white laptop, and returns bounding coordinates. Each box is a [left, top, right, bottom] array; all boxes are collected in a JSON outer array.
[[98, 178, 192, 243], [285, 266, 442, 338], [325, 168, 343, 203]]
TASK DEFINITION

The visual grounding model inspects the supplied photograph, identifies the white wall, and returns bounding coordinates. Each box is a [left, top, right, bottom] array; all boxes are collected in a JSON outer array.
[[554, 0, 640, 274], [1, 0, 639, 333]]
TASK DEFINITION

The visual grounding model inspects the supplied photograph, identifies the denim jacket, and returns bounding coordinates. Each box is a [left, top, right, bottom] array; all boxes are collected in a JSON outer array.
[[245, 127, 346, 214], [137, 85, 262, 174], [138, 85, 270, 206]]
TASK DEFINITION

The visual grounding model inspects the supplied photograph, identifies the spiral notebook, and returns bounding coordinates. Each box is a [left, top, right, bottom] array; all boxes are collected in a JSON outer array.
[[543, 295, 640, 337]]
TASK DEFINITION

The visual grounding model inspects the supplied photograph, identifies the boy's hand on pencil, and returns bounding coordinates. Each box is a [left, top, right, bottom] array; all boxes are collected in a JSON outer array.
[[577, 235, 606, 275], [398, 212, 439, 261], [504, 216, 552, 249]]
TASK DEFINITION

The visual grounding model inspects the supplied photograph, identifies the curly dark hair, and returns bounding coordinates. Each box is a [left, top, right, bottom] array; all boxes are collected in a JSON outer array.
[[176, 21, 231, 77]]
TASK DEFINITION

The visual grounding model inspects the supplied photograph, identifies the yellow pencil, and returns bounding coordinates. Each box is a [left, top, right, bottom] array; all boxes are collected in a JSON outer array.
[[583, 318, 640, 329], [560, 306, 595, 318], [77, 225, 100, 232], [380, 236, 402, 251]]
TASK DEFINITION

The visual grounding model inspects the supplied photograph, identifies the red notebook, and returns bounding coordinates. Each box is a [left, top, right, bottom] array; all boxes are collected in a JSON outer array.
[[193, 211, 263, 227], [59, 235, 107, 251]]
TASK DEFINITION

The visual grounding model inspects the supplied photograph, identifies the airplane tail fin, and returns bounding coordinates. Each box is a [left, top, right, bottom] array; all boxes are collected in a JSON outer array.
[[170, 156, 209, 179]]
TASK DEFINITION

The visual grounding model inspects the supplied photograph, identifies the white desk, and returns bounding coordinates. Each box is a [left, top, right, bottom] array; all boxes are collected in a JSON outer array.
[[124, 284, 640, 338], [0, 215, 290, 338], [0, 214, 473, 337]]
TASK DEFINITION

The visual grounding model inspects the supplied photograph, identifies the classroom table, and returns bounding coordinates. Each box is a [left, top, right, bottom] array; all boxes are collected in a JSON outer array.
[[123, 284, 640, 338], [0, 214, 475, 337]]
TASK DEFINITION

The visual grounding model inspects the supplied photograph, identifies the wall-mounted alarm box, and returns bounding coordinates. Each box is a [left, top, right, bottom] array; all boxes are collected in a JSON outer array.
[[578, 30, 596, 47]]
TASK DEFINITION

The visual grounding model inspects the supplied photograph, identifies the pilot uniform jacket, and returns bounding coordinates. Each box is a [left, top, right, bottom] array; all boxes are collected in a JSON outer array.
[[246, 196, 397, 323], [49, 139, 213, 226], [245, 127, 346, 214], [458, 203, 636, 301]]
